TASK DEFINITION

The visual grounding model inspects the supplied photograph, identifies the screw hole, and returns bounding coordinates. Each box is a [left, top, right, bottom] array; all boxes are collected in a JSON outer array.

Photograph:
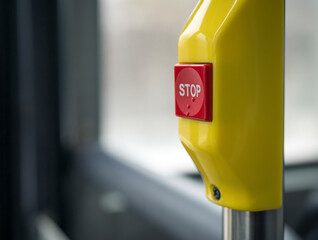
[[212, 185, 221, 200]]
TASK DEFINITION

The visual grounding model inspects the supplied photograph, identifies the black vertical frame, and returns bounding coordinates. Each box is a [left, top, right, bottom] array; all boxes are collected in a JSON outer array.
[[0, 0, 16, 239], [2, 0, 100, 238], [1, 0, 61, 239]]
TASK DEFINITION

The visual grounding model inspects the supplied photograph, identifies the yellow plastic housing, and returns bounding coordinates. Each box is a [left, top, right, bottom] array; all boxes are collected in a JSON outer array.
[[178, 0, 284, 211]]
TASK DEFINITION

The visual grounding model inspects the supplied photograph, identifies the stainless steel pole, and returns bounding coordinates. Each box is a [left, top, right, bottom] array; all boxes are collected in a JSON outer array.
[[223, 208, 283, 240]]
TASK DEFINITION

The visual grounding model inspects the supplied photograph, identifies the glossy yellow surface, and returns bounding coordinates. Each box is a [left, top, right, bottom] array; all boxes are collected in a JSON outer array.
[[178, 0, 284, 211]]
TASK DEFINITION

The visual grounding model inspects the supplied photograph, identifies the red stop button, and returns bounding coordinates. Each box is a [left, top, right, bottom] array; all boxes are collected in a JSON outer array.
[[174, 64, 212, 121]]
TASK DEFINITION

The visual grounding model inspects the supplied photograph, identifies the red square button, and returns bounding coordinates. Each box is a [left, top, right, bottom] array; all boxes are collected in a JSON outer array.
[[174, 64, 213, 121]]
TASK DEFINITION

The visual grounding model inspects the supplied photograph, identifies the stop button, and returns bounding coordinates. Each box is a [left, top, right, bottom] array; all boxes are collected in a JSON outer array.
[[174, 64, 213, 121]]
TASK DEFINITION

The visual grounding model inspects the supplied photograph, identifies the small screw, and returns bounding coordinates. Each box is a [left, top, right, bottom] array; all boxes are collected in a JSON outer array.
[[213, 186, 221, 200]]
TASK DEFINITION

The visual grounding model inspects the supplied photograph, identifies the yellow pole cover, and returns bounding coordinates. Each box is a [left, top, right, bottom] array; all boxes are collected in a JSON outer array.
[[177, 0, 284, 211]]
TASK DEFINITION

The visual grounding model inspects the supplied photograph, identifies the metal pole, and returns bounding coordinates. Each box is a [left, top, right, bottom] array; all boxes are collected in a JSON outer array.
[[223, 207, 283, 240]]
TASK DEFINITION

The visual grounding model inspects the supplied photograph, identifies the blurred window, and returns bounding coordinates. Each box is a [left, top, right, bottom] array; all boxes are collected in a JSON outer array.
[[285, 0, 318, 162], [99, 0, 318, 175]]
